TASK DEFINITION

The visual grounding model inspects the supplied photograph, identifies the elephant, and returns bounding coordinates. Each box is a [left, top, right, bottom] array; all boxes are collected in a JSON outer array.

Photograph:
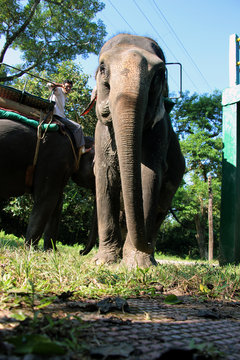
[[93, 33, 185, 268], [0, 118, 95, 250]]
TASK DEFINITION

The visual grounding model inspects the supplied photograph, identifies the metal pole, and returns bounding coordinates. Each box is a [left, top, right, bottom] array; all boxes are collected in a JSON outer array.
[[165, 62, 182, 99], [208, 175, 214, 261], [229, 34, 240, 87]]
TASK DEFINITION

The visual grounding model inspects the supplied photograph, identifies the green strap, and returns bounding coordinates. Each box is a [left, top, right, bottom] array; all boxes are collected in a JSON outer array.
[[0, 109, 59, 132]]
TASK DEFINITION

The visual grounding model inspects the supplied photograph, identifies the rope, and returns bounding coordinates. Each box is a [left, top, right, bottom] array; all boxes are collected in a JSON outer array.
[[40, 111, 54, 138], [25, 111, 44, 191], [32, 111, 44, 168], [63, 130, 80, 171]]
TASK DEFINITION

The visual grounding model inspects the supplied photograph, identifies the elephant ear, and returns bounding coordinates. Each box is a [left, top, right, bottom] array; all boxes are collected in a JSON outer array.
[[151, 97, 175, 128], [151, 94, 166, 128], [164, 98, 175, 114], [146, 61, 173, 129]]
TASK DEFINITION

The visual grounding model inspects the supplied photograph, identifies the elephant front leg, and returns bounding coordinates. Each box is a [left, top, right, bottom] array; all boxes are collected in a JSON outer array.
[[25, 193, 61, 249], [25, 203, 49, 248], [94, 122, 123, 264], [122, 164, 161, 268], [94, 164, 123, 264], [43, 195, 63, 250]]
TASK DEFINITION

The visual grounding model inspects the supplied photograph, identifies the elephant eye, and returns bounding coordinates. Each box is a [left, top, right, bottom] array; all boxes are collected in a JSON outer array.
[[99, 62, 110, 90], [99, 63, 106, 75]]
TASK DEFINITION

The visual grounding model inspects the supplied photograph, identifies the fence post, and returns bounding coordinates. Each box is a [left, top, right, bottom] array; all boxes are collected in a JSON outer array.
[[220, 34, 240, 265]]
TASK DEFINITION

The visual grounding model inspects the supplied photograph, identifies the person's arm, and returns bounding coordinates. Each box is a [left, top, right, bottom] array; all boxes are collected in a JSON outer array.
[[47, 82, 63, 91]]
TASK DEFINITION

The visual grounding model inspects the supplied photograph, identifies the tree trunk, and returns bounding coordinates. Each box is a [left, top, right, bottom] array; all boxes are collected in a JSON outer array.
[[195, 213, 206, 259]]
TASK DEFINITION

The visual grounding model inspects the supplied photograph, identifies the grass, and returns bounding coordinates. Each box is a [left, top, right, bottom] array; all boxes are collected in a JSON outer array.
[[1, 231, 240, 303], [1, 231, 239, 358]]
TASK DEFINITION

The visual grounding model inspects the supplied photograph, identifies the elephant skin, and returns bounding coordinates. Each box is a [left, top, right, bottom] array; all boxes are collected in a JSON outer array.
[[0, 119, 95, 250], [94, 34, 185, 268]]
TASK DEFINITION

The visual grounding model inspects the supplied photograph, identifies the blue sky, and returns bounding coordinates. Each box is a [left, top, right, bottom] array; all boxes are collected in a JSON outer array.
[[79, 0, 240, 96], [2, 0, 239, 96]]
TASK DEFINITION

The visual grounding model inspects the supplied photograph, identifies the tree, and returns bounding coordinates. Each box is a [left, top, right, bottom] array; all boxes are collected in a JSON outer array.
[[158, 91, 222, 259], [0, 0, 106, 82]]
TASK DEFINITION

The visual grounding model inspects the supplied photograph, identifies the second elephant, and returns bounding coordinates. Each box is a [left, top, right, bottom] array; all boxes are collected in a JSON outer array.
[[0, 118, 95, 249]]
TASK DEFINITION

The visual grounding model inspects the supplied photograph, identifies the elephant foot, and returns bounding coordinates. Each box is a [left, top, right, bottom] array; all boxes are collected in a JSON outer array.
[[93, 250, 121, 265], [25, 239, 38, 249], [44, 245, 58, 251], [44, 241, 57, 251], [122, 243, 157, 269]]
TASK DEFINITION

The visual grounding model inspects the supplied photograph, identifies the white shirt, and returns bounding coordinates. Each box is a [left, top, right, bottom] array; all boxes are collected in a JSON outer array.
[[48, 84, 67, 118]]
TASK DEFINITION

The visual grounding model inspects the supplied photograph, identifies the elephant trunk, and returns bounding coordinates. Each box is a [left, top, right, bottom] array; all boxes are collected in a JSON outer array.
[[110, 60, 151, 253]]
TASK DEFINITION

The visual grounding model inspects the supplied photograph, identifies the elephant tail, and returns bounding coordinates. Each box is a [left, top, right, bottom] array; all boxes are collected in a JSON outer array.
[[170, 208, 189, 229], [80, 201, 98, 256]]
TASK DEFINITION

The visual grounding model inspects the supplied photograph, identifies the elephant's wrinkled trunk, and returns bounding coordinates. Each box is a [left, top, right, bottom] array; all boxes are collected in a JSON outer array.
[[110, 61, 151, 253]]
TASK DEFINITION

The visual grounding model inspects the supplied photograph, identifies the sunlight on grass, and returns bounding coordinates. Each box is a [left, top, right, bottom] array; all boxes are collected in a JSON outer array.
[[1, 232, 240, 306]]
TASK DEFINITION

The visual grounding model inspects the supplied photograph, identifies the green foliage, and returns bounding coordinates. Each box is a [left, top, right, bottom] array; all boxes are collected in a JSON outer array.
[[59, 181, 95, 245], [8, 334, 66, 355], [164, 294, 182, 304], [159, 91, 222, 258], [0, 0, 106, 81], [3, 195, 33, 222], [189, 340, 224, 359], [172, 91, 222, 178], [1, 183, 95, 247]]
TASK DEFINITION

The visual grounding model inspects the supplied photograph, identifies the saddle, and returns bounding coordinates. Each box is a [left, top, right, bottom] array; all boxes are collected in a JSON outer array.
[[0, 84, 64, 191], [0, 83, 54, 116], [0, 83, 59, 130], [0, 84, 93, 191]]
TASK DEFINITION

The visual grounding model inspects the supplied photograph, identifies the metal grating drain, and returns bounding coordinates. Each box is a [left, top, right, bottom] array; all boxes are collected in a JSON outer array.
[[79, 298, 240, 359]]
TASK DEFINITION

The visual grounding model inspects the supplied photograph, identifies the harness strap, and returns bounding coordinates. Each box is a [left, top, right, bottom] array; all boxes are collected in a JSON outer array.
[[63, 130, 81, 171], [25, 111, 45, 191]]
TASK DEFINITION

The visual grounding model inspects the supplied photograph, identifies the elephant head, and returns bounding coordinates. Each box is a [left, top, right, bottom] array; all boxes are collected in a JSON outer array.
[[94, 34, 178, 266]]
